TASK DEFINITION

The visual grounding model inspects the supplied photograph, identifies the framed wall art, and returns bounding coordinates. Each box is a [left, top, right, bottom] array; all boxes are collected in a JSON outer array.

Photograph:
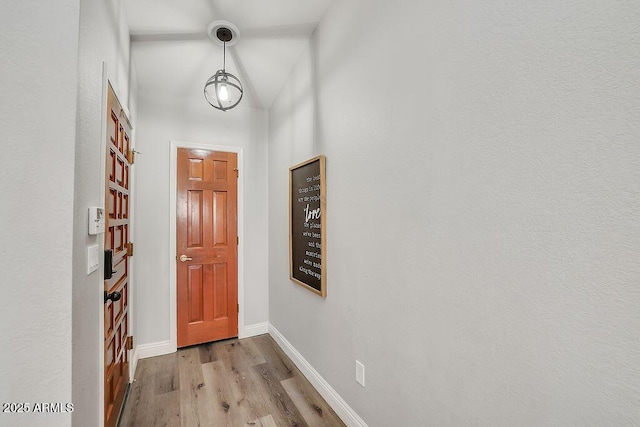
[[289, 155, 326, 297]]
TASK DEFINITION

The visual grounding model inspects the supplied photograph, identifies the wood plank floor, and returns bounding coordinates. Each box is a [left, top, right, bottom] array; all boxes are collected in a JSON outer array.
[[119, 334, 345, 427]]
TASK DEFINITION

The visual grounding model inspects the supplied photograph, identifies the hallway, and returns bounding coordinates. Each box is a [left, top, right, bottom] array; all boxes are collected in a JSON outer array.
[[119, 335, 345, 426], [5, 1, 640, 426]]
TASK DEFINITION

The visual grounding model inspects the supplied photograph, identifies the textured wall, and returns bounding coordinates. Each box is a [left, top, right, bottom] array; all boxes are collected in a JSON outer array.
[[72, 0, 133, 425], [269, 0, 640, 425], [0, 1, 80, 426]]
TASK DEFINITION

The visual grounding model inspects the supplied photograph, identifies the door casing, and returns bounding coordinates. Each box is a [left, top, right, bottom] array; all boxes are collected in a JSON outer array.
[[169, 140, 246, 352]]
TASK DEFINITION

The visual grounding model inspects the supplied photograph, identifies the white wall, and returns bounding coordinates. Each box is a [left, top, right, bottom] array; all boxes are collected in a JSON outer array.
[[72, 0, 134, 425], [269, 1, 640, 425], [133, 92, 269, 348], [0, 1, 79, 426]]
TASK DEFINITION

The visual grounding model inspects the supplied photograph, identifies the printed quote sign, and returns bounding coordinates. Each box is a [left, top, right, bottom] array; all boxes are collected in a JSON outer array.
[[290, 155, 326, 296]]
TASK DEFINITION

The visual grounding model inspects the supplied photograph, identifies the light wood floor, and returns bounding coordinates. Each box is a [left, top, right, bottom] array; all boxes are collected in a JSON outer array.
[[119, 334, 345, 427]]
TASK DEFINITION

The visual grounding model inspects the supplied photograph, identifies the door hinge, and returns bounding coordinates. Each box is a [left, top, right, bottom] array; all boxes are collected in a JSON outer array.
[[126, 242, 134, 257], [237, 236, 239, 245], [233, 167, 239, 177], [126, 336, 134, 350], [237, 304, 240, 314]]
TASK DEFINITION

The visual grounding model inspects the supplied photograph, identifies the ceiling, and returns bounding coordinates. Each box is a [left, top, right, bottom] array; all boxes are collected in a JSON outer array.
[[127, 0, 333, 109]]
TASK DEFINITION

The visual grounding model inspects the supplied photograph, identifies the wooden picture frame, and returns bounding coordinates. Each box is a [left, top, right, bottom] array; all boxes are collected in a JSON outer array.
[[289, 155, 326, 297]]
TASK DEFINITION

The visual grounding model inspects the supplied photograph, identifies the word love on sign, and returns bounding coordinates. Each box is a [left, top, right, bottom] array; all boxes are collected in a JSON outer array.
[[290, 155, 326, 296]]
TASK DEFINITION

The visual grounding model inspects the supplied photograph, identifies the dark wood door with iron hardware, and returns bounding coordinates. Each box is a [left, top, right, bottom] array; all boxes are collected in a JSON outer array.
[[104, 82, 133, 427]]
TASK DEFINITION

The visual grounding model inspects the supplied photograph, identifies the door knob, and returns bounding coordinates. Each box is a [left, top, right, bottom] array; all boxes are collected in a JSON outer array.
[[179, 255, 193, 262], [104, 291, 122, 304]]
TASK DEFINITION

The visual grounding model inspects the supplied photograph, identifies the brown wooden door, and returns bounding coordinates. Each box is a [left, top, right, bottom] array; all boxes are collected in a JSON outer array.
[[177, 148, 238, 347], [104, 83, 132, 427]]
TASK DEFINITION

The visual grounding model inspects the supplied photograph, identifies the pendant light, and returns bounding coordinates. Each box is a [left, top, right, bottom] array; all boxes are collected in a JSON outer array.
[[204, 25, 243, 111]]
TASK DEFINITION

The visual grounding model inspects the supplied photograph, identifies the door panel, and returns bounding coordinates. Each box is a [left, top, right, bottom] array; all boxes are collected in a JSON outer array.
[[104, 83, 132, 427], [188, 190, 204, 248], [188, 264, 204, 323], [177, 148, 238, 347], [212, 263, 229, 319], [213, 192, 228, 245]]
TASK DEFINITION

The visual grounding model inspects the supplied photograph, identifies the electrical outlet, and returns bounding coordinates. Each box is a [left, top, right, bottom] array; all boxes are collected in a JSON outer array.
[[356, 360, 365, 387]]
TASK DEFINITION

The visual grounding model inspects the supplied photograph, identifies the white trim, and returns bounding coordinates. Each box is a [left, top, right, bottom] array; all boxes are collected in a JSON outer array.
[[133, 340, 174, 362], [134, 322, 267, 366], [97, 63, 108, 427], [268, 324, 368, 427], [134, 321, 266, 365], [239, 322, 269, 339], [169, 141, 245, 351], [127, 127, 138, 382], [131, 344, 140, 376]]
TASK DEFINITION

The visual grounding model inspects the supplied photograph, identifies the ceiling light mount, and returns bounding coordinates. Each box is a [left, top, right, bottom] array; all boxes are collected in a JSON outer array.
[[216, 27, 233, 43], [204, 21, 243, 111], [207, 20, 241, 46]]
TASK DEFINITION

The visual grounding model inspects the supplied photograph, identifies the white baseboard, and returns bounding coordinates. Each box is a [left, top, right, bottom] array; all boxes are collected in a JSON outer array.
[[131, 323, 266, 376], [130, 340, 174, 383], [268, 324, 368, 427], [130, 347, 140, 382], [239, 322, 269, 339], [134, 340, 175, 362]]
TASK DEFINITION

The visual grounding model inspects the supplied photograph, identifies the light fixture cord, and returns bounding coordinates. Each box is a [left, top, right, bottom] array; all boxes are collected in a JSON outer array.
[[223, 41, 226, 72]]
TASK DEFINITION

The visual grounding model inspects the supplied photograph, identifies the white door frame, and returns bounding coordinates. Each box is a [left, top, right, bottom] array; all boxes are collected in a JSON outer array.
[[169, 140, 245, 352]]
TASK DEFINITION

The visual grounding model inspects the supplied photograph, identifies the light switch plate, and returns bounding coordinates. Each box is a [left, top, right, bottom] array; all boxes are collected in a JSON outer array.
[[87, 245, 99, 275]]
